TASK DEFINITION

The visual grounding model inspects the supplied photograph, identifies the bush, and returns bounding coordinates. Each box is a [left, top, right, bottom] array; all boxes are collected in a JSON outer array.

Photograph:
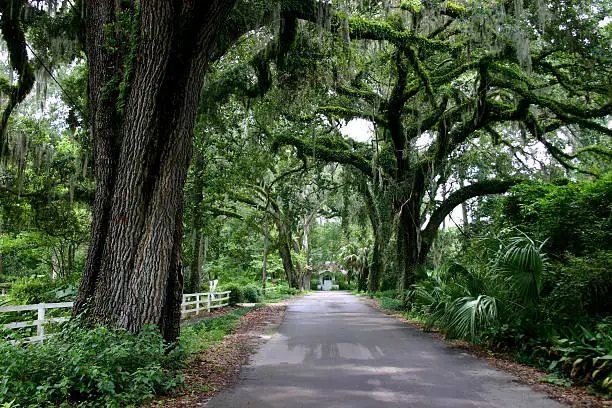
[[537, 319, 612, 394], [375, 289, 397, 299], [0, 322, 185, 407], [8, 276, 57, 304], [541, 251, 612, 324], [225, 284, 245, 305], [338, 281, 351, 290], [379, 296, 407, 311], [279, 286, 301, 296], [242, 283, 263, 303]]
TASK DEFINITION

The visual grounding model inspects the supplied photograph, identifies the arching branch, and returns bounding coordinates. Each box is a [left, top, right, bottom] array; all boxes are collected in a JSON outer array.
[[273, 133, 374, 177], [422, 179, 521, 245], [0, 0, 35, 157]]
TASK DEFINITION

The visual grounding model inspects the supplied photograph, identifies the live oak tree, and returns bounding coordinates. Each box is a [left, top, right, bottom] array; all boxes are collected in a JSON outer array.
[[74, 0, 333, 340], [1, 0, 609, 342], [72, 1, 239, 342], [274, 0, 611, 290]]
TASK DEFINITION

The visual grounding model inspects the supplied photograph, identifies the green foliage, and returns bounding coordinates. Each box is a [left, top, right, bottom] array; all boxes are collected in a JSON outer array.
[[407, 235, 549, 343], [379, 296, 406, 311], [496, 234, 546, 306], [541, 251, 612, 324], [7, 276, 77, 305], [279, 286, 302, 296], [0, 323, 185, 407], [399, 0, 423, 13], [224, 283, 245, 305], [539, 320, 612, 393], [242, 283, 263, 303], [181, 306, 262, 353], [500, 178, 612, 257]]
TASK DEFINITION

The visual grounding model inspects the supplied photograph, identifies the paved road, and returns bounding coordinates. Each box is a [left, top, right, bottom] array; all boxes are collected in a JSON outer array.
[[207, 292, 563, 408]]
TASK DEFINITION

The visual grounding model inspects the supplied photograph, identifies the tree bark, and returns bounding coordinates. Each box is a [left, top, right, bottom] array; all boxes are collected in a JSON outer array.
[[262, 226, 268, 289], [398, 173, 426, 290], [358, 264, 369, 292], [369, 231, 383, 293], [187, 149, 205, 294], [73, 0, 237, 343]]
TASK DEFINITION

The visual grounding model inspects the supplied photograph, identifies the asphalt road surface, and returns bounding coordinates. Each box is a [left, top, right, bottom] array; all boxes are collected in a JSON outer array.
[[207, 292, 563, 408]]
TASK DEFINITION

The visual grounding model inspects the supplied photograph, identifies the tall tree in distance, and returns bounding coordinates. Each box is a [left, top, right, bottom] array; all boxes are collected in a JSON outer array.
[[73, 1, 237, 342]]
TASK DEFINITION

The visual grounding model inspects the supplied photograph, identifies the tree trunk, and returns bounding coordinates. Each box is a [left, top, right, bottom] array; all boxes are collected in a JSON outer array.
[[187, 149, 205, 294], [368, 231, 383, 294], [398, 174, 427, 291], [73, 1, 237, 343], [278, 239, 295, 288], [262, 222, 268, 289], [358, 265, 369, 292], [187, 229, 202, 293]]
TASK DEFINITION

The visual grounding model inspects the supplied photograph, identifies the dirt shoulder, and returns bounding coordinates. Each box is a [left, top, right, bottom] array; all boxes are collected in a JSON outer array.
[[143, 302, 287, 407], [361, 296, 610, 408]]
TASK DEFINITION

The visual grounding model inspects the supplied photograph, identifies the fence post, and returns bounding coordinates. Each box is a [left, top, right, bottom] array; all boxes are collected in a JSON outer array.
[[195, 294, 200, 315], [37, 306, 45, 340], [207, 293, 211, 313]]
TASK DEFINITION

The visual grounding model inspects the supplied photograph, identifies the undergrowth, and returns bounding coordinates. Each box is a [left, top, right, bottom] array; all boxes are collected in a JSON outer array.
[[0, 306, 265, 407]]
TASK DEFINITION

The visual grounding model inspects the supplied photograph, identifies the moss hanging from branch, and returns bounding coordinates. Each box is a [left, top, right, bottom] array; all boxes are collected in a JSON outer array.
[[0, 0, 35, 158]]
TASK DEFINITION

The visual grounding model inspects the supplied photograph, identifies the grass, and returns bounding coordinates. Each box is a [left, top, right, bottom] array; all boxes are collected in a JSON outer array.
[[180, 305, 263, 352]]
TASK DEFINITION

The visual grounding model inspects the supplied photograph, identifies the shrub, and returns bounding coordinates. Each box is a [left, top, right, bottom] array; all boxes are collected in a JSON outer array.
[[8, 276, 57, 304], [0, 322, 185, 407], [242, 284, 263, 303], [379, 296, 407, 311], [541, 251, 612, 324], [542, 319, 612, 394], [200, 281, 210, 292], [338, 281, 351, 290], [279, 286, 301, 295], [375, 289, 397, 299], [225, 284, 245, 305]]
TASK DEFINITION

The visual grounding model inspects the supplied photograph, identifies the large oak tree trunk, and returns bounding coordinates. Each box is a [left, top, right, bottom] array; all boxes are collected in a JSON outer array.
[[398, 174, 427, 291], [74, 1, 236, 343]]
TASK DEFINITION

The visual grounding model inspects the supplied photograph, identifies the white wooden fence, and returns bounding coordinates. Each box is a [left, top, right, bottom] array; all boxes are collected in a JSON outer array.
[[181, 291, 231, 318], [0, 291, 232, 343], [0, 302, 73, 343]]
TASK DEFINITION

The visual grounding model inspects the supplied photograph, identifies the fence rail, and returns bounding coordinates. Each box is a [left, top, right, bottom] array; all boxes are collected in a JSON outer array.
[[181, 291, 231, 319], [0, 302, 73, 343], [1, 291, 232, 343]]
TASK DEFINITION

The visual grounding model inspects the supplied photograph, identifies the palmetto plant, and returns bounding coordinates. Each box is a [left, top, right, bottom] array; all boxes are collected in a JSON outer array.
[[410, 233, 548, 343], [496, 235, 548, 306]]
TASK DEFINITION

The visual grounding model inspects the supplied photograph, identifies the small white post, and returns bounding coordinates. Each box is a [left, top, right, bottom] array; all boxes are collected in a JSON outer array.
[[197, 294, 202, 315], [37, 307, 45, 340], [207, 293, 211, 313]]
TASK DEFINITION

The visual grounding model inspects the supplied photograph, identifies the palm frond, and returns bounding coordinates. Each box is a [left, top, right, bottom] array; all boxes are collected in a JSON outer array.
[[497, 235, 548, 306], [446, 295, 499, 342]]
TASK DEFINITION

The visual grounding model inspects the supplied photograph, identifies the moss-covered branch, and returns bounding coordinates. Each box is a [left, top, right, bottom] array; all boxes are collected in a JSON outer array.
[[273, 133, 373, 177], [422, 178, 521, 245], [0, 0, 35, 157], [317, 105, 386, 125]]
